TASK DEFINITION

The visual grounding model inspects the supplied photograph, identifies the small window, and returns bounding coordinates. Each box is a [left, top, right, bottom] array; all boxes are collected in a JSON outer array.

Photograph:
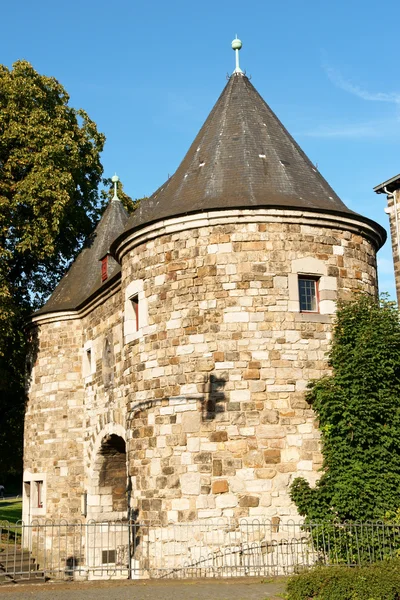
[[84, 348, 92, 376], [102, 549, 116, 564], [101, 256, 108, 282], [131, 295, 139, 331], [83, 342, 95, 378], [298, 277, 319, 313], [124, 280, 148, 341], [36, 481, 43, 508]]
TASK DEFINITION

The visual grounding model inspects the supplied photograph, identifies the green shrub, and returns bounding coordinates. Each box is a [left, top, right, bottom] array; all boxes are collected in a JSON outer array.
[[290, 296, 400, 525], [287, 560, 400, 599]]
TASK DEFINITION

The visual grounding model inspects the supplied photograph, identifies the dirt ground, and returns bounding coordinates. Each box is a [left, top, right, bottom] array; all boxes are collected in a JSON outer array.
[[0, 576, 287, 599]]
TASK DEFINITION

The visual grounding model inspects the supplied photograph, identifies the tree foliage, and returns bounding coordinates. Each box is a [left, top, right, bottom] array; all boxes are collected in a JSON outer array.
[[0, 60, 105, 480], [290, 295, 400, 522], [101, 177, 143, 214], [0, 59, 105, 334]]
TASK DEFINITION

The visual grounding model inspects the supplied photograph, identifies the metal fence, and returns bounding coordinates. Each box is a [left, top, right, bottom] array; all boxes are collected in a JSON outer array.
[[1, 519, 400, 583]]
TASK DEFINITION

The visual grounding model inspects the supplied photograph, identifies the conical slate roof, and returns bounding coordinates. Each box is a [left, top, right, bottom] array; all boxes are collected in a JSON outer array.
[[35, 197, 129, 315], [117, 73, 359, 240]]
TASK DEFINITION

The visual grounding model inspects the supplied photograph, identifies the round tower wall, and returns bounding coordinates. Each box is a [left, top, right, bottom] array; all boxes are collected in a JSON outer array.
[[23, 318, 84, 521], [121, 215, 378, 523]]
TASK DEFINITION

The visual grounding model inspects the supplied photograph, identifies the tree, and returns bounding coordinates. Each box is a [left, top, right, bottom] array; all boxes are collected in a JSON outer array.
[[101, 177, 143, 214], [0, 60, 105, 327], [0, 60, 105, 481], [290, 295, 400, 522]]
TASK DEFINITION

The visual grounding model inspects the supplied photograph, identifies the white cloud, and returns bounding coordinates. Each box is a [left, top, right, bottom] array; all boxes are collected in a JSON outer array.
[[296, 119, 400, 139], [324, 66, 400, 105]]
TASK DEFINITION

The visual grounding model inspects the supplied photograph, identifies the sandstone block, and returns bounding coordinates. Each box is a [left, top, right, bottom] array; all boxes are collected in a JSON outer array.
[[255, 468, 276, 479], [244, 370, 260, 380], [223, 311, 249, 323], [264, 449, 281, 464], [180, 473, 201, 495], [210, 431, 228, 442], [260, 410, 279, 424], [212, 480, 229, 494], [181, 412, 200, 433], [239, 495, 259, 508], [243, 450, 264, 468], [225, 440, 248, 455], [230, 390, 250, 402], [257, 426, 285, 439], [215, 493, 238, 509]]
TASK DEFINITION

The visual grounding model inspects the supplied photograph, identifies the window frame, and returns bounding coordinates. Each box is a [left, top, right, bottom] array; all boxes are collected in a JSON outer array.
[[298, 275, 320, 313], [130, 294, 139, 332], [124, 280, 149, 343], [36, 480, 43, 508], [82, 340, 95, 379]]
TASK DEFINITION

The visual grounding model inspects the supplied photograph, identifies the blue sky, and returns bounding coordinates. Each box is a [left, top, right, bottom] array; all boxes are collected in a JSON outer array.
[[2, 0, 399, 296]]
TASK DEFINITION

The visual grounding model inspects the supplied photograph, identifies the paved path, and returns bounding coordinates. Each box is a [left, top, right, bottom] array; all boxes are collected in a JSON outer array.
[[0, 577, 287, 599]]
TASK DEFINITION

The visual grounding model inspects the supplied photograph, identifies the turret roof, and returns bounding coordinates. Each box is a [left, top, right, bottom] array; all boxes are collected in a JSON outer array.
[[35, 195, 129, 315], [117, 73, 361, 239]]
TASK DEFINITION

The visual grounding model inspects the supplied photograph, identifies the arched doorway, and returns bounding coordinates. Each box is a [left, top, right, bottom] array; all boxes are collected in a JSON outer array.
[[88, 433, 128, 519], [99, 434, 127, 513]]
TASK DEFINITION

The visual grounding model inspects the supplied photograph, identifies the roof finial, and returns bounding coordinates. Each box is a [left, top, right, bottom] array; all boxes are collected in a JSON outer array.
[[231, 36, 243, 74], [111, 173, 120, 202]]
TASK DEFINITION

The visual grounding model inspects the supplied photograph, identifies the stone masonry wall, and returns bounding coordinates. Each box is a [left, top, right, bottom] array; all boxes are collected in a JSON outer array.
[[81, 289, 127, 520], [24, 319, 84, 521], [121, 218, 378, 524], [386, 190, 400, 306]]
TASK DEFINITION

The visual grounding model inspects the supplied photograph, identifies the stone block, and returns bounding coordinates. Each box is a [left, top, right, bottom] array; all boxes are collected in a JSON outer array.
[[210, 431, 228, 442], [264, 449, 281, 464], [260, 410, 279, 424], [239, 495, 259, 508], [243, 370, 260, 380], [225, 440, 248, 455], [243, 450, 264, 468], [181, 412, 201, 433], [180, 473, 201, 495], [171, 498, 191, 511], [215, 493, 238, 509], [223, 311, 249, 323], [230, 390, 250, 402], [212, 480, 229, 494], [255, 468, 276, 479]]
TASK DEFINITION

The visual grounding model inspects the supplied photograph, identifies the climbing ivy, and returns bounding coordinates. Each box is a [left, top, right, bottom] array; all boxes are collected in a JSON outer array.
[[290, 295, 400, 522]]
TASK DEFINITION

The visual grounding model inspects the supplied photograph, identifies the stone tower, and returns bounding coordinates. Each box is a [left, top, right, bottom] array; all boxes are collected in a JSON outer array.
[[24, 44, 386, 527], [374, 175, 400, 304]]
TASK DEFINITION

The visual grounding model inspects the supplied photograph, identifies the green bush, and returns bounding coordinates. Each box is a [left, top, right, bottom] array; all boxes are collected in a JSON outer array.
[[287, 560, 400, 599], [290, 296, 400, 525]]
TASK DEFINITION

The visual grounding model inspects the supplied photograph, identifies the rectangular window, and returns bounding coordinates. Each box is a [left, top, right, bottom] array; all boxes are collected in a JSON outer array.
[[131, 295, 139, 331], [298, 277, 319, 312], [84, 347, 92, 376], [102, 549, 116, 564], [101, 256, 108, 282], [36, 481, 43, 508]]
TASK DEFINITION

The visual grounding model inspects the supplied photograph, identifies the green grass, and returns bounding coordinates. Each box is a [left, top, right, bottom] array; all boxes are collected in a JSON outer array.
[[0, 499, 22, 523]]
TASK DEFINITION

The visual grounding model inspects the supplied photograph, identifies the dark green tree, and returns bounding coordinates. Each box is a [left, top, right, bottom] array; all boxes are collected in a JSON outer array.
[[0, 60, 105, 482], [290, 295, 400, 522]]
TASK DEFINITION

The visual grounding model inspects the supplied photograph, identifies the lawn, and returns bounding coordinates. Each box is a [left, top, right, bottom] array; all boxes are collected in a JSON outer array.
[[0, 499, 22, 523]]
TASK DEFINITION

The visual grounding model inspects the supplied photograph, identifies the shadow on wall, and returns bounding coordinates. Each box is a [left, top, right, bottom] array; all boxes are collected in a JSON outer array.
[[201, 374, 226, 421], [126, 373, 227, 423]]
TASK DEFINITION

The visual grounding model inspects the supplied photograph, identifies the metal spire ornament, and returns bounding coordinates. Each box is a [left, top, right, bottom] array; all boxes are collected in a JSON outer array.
[[231, 36, 243, 74], [111, 173, 120, 202]]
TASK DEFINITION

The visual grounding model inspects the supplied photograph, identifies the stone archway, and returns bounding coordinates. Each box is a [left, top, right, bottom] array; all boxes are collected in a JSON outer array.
[[87, 431, 128, 519], [99, 434, 127, 512]]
